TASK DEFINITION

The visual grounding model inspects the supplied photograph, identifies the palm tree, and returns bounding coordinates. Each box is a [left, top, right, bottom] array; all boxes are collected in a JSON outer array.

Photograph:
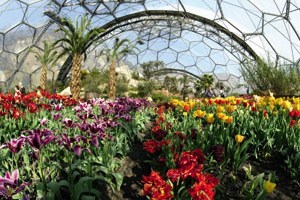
[[54, 15, 105, 99], [179, 75, 193, 100], [194, 74, 214, 97], [101, 38, 139, 99], [30, 41, 57, 90], [200, 74, 214, 89]]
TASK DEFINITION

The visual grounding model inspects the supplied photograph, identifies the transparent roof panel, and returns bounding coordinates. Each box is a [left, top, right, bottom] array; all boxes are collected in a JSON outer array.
[[0, 0, 299, 92]]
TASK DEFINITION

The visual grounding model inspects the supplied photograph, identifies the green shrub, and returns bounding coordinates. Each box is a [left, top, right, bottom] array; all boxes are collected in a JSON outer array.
[[241, 59, 300, 96], [151, 92, 170, 103]]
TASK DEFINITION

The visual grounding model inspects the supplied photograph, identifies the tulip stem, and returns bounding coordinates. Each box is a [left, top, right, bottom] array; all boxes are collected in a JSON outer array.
[[38, 150, 47, 197]]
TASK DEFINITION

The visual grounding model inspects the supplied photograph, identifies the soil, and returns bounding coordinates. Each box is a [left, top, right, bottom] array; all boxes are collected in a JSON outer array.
[[112, 142, 300, 200]]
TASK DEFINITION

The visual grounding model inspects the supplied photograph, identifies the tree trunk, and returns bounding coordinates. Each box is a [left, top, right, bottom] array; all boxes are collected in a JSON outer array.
[[71, 54, 83, 100], [40, 64, 47, 90], [108, 59, 116, 100]]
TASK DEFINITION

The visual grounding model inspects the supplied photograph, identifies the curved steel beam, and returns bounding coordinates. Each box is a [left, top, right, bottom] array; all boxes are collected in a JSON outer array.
[[56, 10, 262, 83], [151, 68, 200, 80]]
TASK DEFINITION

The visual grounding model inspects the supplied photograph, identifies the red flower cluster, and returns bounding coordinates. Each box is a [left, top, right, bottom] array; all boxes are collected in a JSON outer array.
[[0, 92, 77, 119], [142, 171, 173, 200], [189, 172, 219, 200], [143, 139, 168, 154], [289, 109, 300, 127], [166, 149, 219, 200], [167, 149, 206, 181], [289, 109, 300, 118]]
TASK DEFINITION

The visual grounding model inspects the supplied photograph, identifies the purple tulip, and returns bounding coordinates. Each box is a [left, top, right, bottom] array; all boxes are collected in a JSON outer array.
[[26, 129, 56, 150], [53, 103, 63, 111], [88, 122, 104, 134], [77, 122, 89, 132], [106, 118, 120, 127], [5, 136, 26, 153], [53, 113, 61, 120], [74, 145, 92, 157], [0, 169, 29, 199], [39, 117, 48, 126], [63, 118, 75, 127], [73, 145, 82, 157], [91, 135, 99, 148], [60, 133, 71, 150]]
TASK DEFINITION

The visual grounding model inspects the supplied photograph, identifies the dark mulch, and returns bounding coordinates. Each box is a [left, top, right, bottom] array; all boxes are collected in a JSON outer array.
[[109, 141, 151, 200]]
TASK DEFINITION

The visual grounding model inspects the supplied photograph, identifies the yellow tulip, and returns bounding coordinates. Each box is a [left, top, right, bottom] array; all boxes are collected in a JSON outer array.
[[264, 180, 276, 194], [282, 100, 292, 110], [224, 116, 233, 124], [170, 99, 179, 106], [235, 134, 245, 143], [216, 106, 225, 113], [226, 105, 236, 113], [206, 113, 215, 124], [269, 104, 275, 111], [217, 112, 226, 120], [193, 110, 206, 118], [183, 112, 188, 117], [275, 98, 283, 105], [293, 103, 300, 111]]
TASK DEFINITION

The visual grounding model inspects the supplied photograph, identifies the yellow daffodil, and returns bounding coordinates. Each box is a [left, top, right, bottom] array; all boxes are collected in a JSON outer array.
[[235, 134, 245, 143], [264, 180, 276, 194], [206, 113, 215, 124]]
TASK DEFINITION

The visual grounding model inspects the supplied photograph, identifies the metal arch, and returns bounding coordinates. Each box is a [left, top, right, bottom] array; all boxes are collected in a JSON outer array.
[[151, 68, 200, 80], [99, 10, 262, 61], [55, 10, 263, 83]]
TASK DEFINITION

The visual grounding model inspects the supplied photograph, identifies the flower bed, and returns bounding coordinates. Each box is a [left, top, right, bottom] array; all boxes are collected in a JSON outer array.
[[142, 96, 300, 199], [0, 93, 299, 199], [0, 92, 150, 199]]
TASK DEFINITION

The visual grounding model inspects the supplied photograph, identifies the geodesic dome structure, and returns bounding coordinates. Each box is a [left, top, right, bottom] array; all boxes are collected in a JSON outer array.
[[0, 0, 300, 93]]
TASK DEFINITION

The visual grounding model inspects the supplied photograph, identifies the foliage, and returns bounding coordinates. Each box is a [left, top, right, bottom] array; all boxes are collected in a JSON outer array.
[[241, 59, 300, 96], [81, 69, 105, 93], [137, 80, 156, 97], [140, 60, 165, 80], [163, 75, 179, 94], [81, 69, 130, 98], [151, 92, 171, 103], [116, 74, 129, 97]]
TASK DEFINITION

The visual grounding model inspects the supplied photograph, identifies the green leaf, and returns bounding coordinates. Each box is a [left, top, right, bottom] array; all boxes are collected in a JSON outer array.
[[81, 195, 96, 200], [111, 172, 124, 191]]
